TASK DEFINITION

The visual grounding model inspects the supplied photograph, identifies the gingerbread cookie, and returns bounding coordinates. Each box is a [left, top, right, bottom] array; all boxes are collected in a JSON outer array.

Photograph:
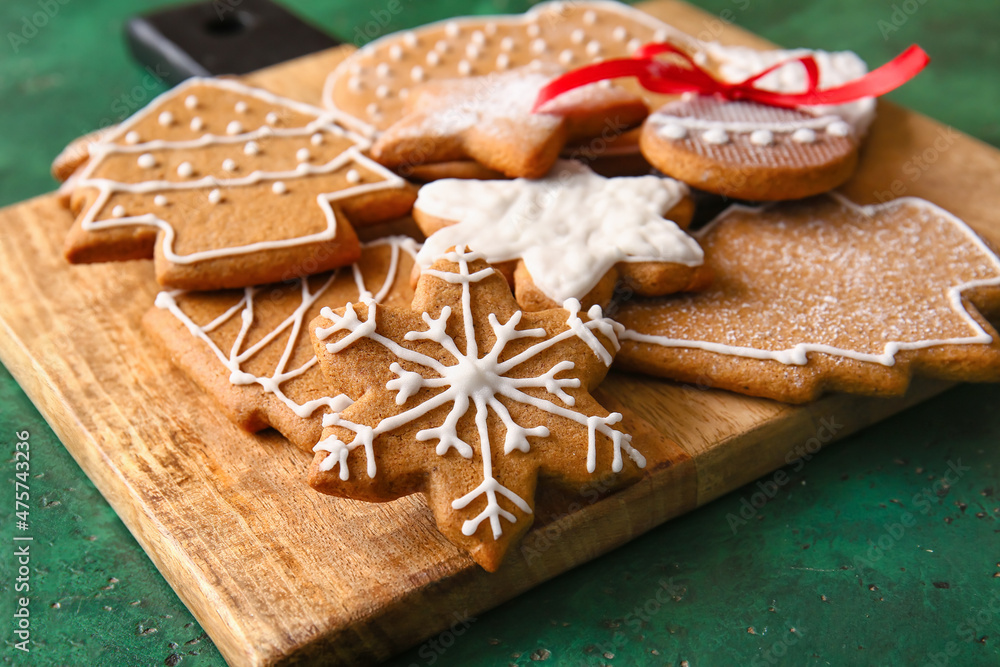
[[413, 160, 709, 311], [370, 64, 648, 179], [60, 77, 417, 290], [638, 45, 878, 200], [308, 247, 645, 570], [614, 194, 1000, 403], [323, 1, 696, 132], [144, 237, 419, 450]]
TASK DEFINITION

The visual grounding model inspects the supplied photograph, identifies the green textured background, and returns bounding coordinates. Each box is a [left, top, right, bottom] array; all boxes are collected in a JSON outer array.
[[1, 1, 999, 665]]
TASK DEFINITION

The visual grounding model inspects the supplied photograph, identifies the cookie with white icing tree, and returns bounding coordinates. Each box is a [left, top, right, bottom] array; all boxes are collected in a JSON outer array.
[[143, 237, 420, 451], [413, 160, 709, 311], [614, 195, 1000, 403], [370, 64, 648, 179], [640, 45, 874, 200], [308, 247, 647, 571], [58, 78, 417, 290]]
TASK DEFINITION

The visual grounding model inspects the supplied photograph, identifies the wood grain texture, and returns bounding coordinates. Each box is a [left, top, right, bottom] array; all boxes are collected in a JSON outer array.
[[1, 2, 999, 665]]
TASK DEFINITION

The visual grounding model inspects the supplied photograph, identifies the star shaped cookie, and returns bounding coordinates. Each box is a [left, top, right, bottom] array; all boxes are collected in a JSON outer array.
[[308, 248, 646, 570], [370, 65, 648, 178], [615, 194, 1000, 402], [413, 160, 710, 311], [60, 77, 417, 290]]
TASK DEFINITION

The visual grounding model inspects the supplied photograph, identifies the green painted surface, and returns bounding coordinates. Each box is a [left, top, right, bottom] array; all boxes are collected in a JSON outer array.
[[1, 0, 998, 665]]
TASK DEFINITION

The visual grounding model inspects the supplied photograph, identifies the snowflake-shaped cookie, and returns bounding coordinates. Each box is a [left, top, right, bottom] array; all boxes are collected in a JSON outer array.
[[308, 247, 645, 570], [414, 160, 708, 311], [61, 77, 416, 290]]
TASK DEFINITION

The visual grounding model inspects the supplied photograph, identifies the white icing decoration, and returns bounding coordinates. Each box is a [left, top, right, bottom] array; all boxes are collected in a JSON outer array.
[[320, 0, 697, 124], [411, 65, 426, 82], [658, 123, 688, 140], [416, 161, 702, 302], [154, 195, 167, 206], [627, 38, 642, 53], [184, 95, 198, 110], [403, 31, 418, 47], [125, 131, 141, 144], [266, 111, 279, 125], [586, 41, 601, 57], [466, 43, 481, 59], [619, 194, 1000, 367], [445, 21, 460, 37], [702, 128, 729, 144], [792, 127, 816, 143], [348, 77, 363, 92], [111, 205, 125, 218], [222, 158, 236, 171], [376, 63, 391, 78], [190, 117, 204, 132], [272, 181, 287, 194], [312, 247, 643, 538], [137, 153, 156, 168], [584, 10, 597, 24], [311, 132, 324, 146], [434, 40, 449, 54], [296, 148, 311, 162], [612, 26, 627, 41], [346, 169, 361, 184], [826, 120, 851, 137], [235, 101, 248, 113], [559, 49, 574, 65], [389, 44, 403, 61], [154, 237, 420, 421], [158, 111, 174, 127], [376, 84, 391, 99], [366, 103, 380, 117], [531, 38, 547, 55], [458, 60, 472, 76], [208, 188, 222, 204], [750, 129, 774, 146], [471, 30, 486, 45], [496, 53, 510, 70], [571, 29, 585, 44], [226, 121, 243, 135], [73, 77, 404, 266], [704, 42, 877, 134]]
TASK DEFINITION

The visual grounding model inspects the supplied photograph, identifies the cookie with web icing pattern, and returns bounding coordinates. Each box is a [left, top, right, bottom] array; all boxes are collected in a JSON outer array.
[[308, 248, 647, 570], [144, 237, 420, 451]]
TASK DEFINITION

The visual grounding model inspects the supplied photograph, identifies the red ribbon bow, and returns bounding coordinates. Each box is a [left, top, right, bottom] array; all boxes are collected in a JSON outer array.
[[532, 42, 929, 112]]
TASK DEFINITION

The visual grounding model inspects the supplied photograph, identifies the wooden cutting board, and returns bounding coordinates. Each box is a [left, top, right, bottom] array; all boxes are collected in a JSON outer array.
[[2, 1, 999, 665]]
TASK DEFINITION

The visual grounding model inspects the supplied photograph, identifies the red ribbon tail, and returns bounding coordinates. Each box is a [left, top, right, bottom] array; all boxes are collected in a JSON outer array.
[[532, 59, 653, 112]]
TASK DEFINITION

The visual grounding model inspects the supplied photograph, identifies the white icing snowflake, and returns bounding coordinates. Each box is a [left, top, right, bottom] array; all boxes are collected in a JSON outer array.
[[414, 160, 703, 303], [312, 247, 644, 540]]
